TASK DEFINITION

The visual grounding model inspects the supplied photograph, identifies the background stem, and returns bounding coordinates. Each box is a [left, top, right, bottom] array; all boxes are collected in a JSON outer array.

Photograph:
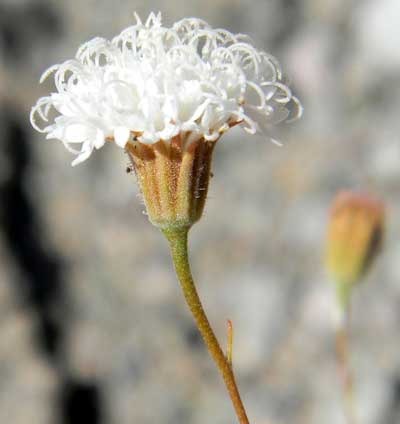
[[163, 227, 250, 424], [336, 308, 357, 424]]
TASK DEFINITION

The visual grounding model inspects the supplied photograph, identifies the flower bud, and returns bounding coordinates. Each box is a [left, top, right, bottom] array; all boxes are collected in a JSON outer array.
[[326, 191, 384, 309]]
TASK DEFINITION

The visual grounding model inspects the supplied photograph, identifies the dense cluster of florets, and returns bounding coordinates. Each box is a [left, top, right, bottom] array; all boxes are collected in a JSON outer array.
[[30, 12, 302, 165]]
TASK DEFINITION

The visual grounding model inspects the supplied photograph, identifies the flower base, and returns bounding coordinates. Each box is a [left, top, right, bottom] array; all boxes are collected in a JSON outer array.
[[126, 133, 216, 230]]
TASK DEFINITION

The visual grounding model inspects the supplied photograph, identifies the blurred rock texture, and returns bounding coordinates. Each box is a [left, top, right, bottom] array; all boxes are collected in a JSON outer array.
[[1, 0, 400, 423]]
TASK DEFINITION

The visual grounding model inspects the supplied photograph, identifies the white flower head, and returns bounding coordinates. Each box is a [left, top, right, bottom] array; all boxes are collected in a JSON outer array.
[[30, 12, 302, 166]]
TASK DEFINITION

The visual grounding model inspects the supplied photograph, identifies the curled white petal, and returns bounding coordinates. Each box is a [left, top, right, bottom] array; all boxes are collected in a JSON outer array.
[[114, 126, 131, 147], [65, 124, 91, 143], [94, 129, 106, 149], [71, 142, 94, 167], [40, 64, 60, 84], [30, 12, 302, 165]]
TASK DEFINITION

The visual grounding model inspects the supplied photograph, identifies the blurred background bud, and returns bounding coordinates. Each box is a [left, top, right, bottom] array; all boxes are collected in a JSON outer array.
[[326, 191, 385, 309]]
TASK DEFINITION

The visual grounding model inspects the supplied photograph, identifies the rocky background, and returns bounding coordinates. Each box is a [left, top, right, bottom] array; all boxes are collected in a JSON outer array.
[[1, 0, 400, 423]]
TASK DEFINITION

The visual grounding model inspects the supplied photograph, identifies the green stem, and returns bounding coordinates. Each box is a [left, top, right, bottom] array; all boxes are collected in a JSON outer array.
[[335, 307, 357, 424], [162, 226, 250, 424]]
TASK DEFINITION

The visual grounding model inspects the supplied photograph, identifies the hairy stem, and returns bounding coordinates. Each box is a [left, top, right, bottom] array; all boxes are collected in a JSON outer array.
[[163, 226, 250, 424]]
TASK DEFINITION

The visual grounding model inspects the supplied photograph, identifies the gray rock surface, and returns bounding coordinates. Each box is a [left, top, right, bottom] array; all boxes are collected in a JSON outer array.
[[1, 0, 400, 423]]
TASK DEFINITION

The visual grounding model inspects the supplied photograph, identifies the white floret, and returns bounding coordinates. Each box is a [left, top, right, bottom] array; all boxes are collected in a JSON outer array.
[[30, 12, 302, 166]]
